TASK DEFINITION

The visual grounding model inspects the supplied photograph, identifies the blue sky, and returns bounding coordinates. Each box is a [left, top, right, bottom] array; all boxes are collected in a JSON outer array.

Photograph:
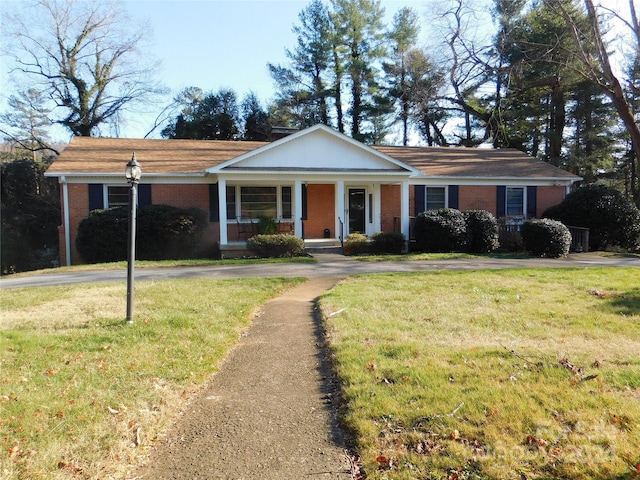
[[1, 0, 431, 140], [122, 0, 429, 138]]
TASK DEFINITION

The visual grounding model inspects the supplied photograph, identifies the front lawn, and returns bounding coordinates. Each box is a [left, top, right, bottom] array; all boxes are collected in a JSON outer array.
[[320, 267, 640, 479], [0, 277, 303, 479]]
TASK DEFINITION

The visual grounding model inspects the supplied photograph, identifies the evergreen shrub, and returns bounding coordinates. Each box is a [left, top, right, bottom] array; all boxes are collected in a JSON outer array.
[[521, 218, 571, 258], [412, 208, 468, 252], [370, 232, 405, 254], [247, 234, 305, 258], [343, 233, 370, 255], [464, 210, 499, 253], [76, 205, 208, 263], [543, 184, 640, 251]]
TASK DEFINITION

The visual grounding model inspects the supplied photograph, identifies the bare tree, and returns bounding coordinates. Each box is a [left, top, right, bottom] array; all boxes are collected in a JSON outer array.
[[2, 0, 163, 137], [548, 0, 640, 205], [0, 89, 59, 157]]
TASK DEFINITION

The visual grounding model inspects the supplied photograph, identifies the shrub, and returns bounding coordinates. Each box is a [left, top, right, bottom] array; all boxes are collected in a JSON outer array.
[[543, 184, 640, 251], [76, 205, 208, 263], [370, 232, 405, 254], [521, 219, 571, 258], [136, 205, 208, 260], [247, 234, 305, 258], [256, 216, 277, 235], [343, 233, 370, 255], [76, 207, 129, 263], [496, 218, 525, 253], [412, 208, 469, 252], [464, 210, 499, 253]]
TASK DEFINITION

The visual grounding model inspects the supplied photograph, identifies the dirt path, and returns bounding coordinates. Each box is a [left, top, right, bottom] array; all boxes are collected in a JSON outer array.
[[135, 276, 353, 479]]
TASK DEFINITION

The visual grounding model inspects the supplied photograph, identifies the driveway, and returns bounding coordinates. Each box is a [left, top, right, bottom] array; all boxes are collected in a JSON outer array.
[[1, 252, 639, 289]]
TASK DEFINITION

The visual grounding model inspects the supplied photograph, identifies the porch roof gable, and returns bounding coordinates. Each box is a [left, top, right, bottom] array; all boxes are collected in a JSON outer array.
[[207, 124, 421, 176]]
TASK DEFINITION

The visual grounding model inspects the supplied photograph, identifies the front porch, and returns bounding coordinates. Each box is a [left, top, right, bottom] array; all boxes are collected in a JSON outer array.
[[216, 181, 411, 248]]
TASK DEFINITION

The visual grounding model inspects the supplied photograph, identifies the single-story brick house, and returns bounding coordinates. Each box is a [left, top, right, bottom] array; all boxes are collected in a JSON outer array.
[[46, 123, 581, 265]]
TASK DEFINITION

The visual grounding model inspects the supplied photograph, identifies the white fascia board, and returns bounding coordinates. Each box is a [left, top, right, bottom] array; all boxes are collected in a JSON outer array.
[[409, 176, 581, 186], [218, 172, 413, 184]]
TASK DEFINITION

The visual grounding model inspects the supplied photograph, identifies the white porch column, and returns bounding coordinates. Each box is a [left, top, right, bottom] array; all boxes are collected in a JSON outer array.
[[401, 180, 410, 240], [336, 180, 345, 241], [61, 177, 71, 266], [373, 183, 381, 233], [218, 179, 228, 245], [294, 180, 303, 237]]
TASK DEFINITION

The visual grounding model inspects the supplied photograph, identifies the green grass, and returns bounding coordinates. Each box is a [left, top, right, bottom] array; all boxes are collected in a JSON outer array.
[[4, 256, 316, 277], [0, 277, 303, 479], [320, 268, 640, 479]]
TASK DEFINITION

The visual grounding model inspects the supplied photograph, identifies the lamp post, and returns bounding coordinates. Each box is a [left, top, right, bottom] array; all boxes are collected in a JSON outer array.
[[125, 153, 142, 324]]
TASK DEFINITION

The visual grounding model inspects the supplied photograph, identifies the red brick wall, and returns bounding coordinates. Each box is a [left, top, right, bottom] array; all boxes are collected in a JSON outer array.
[[65, 184, 89, 265], [536, 186, 566, 217], [459, 186, 497, 215], [305, 184, 335, 238], [152, 184, 209, 210], [381, 185, 401, 232]]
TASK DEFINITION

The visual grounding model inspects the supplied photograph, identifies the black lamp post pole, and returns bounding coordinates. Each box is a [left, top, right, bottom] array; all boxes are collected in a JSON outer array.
[[126, 153, 141, 324]]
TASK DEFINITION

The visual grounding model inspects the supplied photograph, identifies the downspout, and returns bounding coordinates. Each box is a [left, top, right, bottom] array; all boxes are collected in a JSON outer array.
[[61, 176, 71, 266]]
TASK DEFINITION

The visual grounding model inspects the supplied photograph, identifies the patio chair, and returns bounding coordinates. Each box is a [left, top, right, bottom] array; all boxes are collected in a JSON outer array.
[[237, 217, 249, 240]]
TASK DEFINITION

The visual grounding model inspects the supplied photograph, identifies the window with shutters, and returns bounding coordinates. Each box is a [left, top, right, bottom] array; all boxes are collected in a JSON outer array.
[[106, 186, 129, 207], [425, 187, 446, 210], [506, 187, 525, 216]]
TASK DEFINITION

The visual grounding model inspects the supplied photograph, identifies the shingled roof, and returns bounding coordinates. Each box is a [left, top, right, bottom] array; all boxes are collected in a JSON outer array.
[[46, 137, 268, 175], [374, 145, 578, 179], [46, 135, 579, 180]]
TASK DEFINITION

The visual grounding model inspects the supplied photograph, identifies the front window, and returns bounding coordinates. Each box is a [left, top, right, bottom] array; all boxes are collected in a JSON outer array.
[[506, 187, 524, 216], [107, 186, 129, 207], [425, 187, 446, 210], [241, 186, 277, 218]]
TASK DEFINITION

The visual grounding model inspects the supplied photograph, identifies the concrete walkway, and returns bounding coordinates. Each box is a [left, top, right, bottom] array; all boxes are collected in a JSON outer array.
[[135, 277, 353, 479]]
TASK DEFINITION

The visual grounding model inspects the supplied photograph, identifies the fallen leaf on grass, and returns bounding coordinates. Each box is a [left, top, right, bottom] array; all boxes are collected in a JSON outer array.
[[376, 454, 393, 469], [526, 435, 548, 447]]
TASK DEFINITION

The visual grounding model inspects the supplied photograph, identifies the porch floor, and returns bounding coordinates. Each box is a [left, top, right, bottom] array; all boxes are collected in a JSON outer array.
[[220, 238, 343, 258]]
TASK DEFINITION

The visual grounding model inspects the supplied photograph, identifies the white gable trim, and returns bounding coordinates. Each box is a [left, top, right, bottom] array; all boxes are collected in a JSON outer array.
[[206, 124, 422, 175]]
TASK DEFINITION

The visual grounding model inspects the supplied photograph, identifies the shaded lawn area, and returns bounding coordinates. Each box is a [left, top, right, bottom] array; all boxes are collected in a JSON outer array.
[[0, 277, 303, 479], [320, 267, 640, 480]]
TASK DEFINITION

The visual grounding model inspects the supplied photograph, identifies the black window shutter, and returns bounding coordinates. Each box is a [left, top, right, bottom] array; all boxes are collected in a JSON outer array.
[[527, 186, 537, 218], [414, 185, 425, 214], [302, 184, 308, 220], [88, 184, 104, 211], [209, 183, 219, 222], [138, 184, 152, 208], [448, 185, 459, 209], [496, 186, 506, 217]]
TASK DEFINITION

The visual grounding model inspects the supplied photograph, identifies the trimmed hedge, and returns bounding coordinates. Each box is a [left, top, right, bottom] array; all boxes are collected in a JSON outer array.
[[76, 205, 209, 263], [247, 234, 305, 258], [464, 210, 499, 253], [543, 184, 640, 251], [412, 208, 469, 252], [521, 219, 571, 258], [370, 232, 405, 254], [343, 233, 369, 256]]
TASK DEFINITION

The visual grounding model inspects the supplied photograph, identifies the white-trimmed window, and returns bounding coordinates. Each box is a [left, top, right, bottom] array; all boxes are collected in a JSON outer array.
[[106, 186, 129, 207], [226, 185, 293, 220], [506, 187, 525, 216], [425, 187, 446, 210]]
